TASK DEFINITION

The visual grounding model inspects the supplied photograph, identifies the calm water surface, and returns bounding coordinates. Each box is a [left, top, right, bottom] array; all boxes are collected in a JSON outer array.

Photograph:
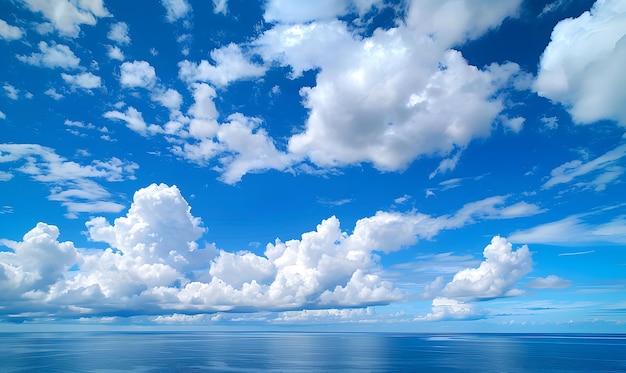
[[0, 332, 624, 372]]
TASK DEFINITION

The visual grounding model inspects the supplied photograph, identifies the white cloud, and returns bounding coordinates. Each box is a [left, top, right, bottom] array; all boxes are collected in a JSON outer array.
[[542, 143, 626, 191], [151, 88, 183, 112], [418, 297, 486, 321], [22, 0, 109, 37], [0, 111, 5, 120], [161, 0, 191, 22], [0, 143, 137, 216], [212, 0, 228, 14], [106, 45, 124, 61], [263, 0, 382, 23], [119, 60, 157, 89], [3, 84, 19, 100], [178, 43, 266, 87], [0, 19, 24, 40], [44, 88, 64, 100], [527, 275, 571, 289], [255, 8, 524, 172], [509, 214, 626, 245], [61, 72, 101, 90], [440, 236, 532, 301], [107, 22, 130, 45], [104, 106, 162, 137], [502, 116, 525, 133], [534, 0, 626, 126], [17, 41, 80, 69]]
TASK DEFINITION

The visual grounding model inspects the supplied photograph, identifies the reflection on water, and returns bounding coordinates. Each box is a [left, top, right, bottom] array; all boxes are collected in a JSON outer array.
[[1, 332, 625, 372]]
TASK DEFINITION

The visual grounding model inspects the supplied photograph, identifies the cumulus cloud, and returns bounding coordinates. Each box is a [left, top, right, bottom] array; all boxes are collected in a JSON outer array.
[[254, 0, 525, 173], [61, 72, 102, 90], [106, 45, 124, 61], [0, 143, 137, 216], [22, 0, 109, 37], [119, 60, 157, 89], [0, 183, 543, 320], [263, 0, 383, 23], [107, 22, 130, 45], [161, 0, 191, 22], [542, 142, 626, 191], [44, 87, 64, 100], [4, 84, 19, 100], [0, 19, 24, 40], [17, 41, 80, 69], [178, 43, 266, 87], [534, 0, 626, 126], [420, 236, 532, 320], [103, 106, 162, 137]]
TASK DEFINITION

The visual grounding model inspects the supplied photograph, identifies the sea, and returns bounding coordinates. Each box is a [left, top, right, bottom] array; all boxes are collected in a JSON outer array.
[[0, 332, 625, 372]]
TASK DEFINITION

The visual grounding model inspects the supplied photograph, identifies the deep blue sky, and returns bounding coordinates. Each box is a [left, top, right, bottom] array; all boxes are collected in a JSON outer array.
[[1, 0, 625, 332]]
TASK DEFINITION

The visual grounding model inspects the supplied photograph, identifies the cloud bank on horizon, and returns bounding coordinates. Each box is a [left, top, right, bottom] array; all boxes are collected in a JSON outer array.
[[0, 0, 625, 329]]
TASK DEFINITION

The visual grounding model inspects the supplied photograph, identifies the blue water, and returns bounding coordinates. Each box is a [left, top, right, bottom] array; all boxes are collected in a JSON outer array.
[[0, 332, 625, 372]]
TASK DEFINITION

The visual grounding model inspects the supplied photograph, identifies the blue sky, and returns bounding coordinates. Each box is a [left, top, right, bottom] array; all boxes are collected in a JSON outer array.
[[1, 0, 625, 332]]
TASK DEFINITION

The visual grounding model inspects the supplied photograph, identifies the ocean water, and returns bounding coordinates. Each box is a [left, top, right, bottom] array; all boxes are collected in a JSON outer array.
[[0, 332, 625, 372]]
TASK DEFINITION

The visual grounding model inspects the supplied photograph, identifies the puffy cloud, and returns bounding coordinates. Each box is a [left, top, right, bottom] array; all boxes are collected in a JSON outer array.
[[0, 143, 136, 216], [418, 297, 486, 321], [178, 43, 266, 87], [61, 72, 102, 90], [104, 106, 163, 137], [0, 223, 78, 300], [542, 143, 626, 191], [161, 0, 191, 22], [22, 0, 109, 37], [17, 41, 80, 69], [534, 0, 626, 126], [151, 88, 183, 112], [4, 84, 19, 100], [440, 236, 532, 301], [106, 45, 124, 61], [527, 275, 571, 289], [44, 88, 64, 100], [119, 60, 157, 89], [0, 19, 24, 40], [107, 22, 130, 45], [255, 3, 524, 172]]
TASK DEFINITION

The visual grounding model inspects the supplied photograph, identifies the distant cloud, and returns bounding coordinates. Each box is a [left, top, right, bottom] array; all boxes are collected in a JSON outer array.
[[0, 111, 5, 120], [542, 143, 626, 191], [0, 19, 24, 40], [44, 87, 64, 100], [106, 45, 124, 61], [21, 0, 109, 37], [534, 0, 626, 126], [17, 41, 80, 69], [3, 84, 19, 100], [161, 0, 191, 22], [527, 275, 571, 289], [212, 0, 228, 14]]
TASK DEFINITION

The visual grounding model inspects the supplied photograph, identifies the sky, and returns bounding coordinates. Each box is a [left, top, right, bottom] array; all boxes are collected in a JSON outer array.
[[0, 0, 625, 333]]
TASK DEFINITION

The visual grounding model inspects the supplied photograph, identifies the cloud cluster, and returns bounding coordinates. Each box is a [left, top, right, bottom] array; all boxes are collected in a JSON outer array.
[[0, 19, 23, 40], [22, 0, 109, 37], [534, 0, 626, 126], [0, 184, 542, 320], [17, 41, 81, 70]]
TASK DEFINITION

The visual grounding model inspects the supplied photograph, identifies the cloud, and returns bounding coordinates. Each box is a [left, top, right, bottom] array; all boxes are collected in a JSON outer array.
[[17, 41, 80, 69], [4, 84, 19, 100], [440, 236, 532, 301], [119, 60, 157, 89], [106, 45, 124, 61], [178, 43, 266, 87], [542, 142, 626, 191], [418, 297, 487, 321], [0, 19, 24, 40], [0, 111, 5, 120], [0, 143, 137, 216], [44, 88, 64, 100], [21, 0, 109, 37], [527, 275, 571, 289], [263, 0, 383, 23], [534, 0, 626, 126], [61, 72, 102, 90], [103, 106, 162, 137], [508, 213, 626, 245], [212, 0, 228, 15], [255, 1, 524, 173], [161, 0, 191, 22], [107, 22, 130, 45]]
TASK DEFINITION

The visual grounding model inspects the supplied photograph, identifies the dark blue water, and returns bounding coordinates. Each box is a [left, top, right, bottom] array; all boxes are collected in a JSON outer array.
[[0, 332, 624, 372]]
